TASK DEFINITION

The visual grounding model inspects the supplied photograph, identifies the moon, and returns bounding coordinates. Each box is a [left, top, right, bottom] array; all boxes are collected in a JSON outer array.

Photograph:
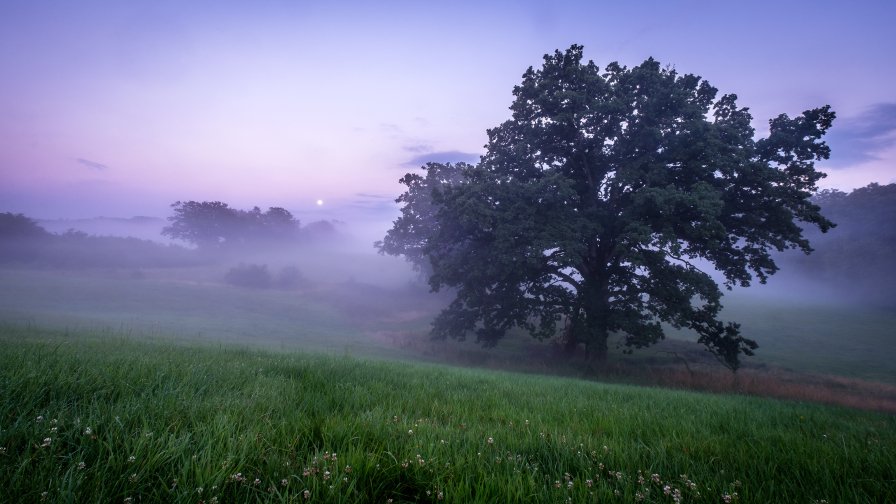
[[316, 199, 324, 206]]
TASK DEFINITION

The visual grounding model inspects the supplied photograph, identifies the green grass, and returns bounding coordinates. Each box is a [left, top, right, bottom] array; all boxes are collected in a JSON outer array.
[[717, 292, 896, 381], [2, 326, 894, 503]]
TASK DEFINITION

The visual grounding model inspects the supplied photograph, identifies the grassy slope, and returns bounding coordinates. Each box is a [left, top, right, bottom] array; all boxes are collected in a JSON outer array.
[[1, 326, 893, 503], [717, 292, 896, 381]]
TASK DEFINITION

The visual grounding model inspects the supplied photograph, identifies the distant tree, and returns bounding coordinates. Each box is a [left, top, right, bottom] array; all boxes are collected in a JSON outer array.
[[301, 220, 341, 242], [224, 263, 272, 288], [784, 183, 896, 304], [0, 212, 50, 239], [0, 212, 52, 263], [162, 201, 241, 249], [812, 188, 848, 206], [259, 207, 300, 241], [276, 265, 309, 289], [379, 45, 835, 370], [162, 201, 300, 249], [0, 212, 198, 268]]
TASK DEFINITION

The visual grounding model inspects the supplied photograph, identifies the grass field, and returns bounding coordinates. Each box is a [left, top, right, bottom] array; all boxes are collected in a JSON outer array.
[[2, 326, 894, 503], [2, 267, 895, 376], [3, 264, 896, 417]]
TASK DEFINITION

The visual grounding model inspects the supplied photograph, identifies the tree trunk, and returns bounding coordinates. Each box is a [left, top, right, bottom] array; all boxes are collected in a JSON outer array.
[[582, 276, 610, 363], [584, 320, 609, 363], [563, 330, 578, 355], [587, 338, 608, 362]]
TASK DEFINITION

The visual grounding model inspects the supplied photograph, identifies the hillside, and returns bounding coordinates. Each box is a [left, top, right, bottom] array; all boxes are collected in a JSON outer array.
[[1, 327, 893, 503]]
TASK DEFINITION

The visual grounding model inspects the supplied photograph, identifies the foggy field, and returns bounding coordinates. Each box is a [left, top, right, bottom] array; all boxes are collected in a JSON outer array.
[[2, 213, 895, 503], [1, 264, 894, 388], [1, 229, 895, 504], [2, 327, 894, 503]]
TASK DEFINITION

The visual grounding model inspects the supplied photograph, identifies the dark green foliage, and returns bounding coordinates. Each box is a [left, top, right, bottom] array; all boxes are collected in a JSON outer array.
[[377, 162, 469, 279], [380, 45, 835, 370], [162, 201, 301, 250]]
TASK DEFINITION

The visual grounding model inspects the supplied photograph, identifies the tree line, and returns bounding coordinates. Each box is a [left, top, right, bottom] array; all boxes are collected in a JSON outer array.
[[782, 182, 896, 305], [161, 201, 340, 251], [0, 213, 198, 268], [161, 201, 300, 250], [0, 201, 336, 268]]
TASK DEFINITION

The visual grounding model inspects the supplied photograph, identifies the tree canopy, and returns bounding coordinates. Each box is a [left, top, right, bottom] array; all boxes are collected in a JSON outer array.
[[0, 212, 50, 240], [379, 45, 835, 370], [162, 201, 300, 249]]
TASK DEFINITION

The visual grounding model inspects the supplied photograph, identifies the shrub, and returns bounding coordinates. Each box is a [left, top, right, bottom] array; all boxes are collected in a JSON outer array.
[[224, 263, 272, 288], [276, 265, 308, 289]]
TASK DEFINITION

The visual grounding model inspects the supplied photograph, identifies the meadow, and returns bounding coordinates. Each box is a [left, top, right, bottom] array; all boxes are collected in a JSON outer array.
[[1, 261, 895, 502], [2, 326, 894, 503], [1, 265, 894, 399]]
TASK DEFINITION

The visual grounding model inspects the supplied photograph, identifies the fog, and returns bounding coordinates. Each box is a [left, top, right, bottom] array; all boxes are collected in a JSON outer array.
[[1, 191, 895, 416], [37, 216, 171, 243]]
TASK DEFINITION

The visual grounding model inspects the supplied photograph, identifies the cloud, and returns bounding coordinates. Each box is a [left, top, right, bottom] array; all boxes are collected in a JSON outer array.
[[345, 195, 400, 220], [402, 143, 433, 153], [355, 192, 392, 199], [351, 192, 398, 210], [379, 123, 403, 136], [401, 150, 481, 168], [76, 158, 109, 171], [824, 103, 896, 167]]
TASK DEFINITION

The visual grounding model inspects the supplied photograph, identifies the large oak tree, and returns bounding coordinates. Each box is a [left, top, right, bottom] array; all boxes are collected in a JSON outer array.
[[379, 46, 835, 370]]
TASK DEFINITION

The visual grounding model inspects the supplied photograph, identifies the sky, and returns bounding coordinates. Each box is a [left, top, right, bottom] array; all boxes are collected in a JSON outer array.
[[2, 0, 895, 232]]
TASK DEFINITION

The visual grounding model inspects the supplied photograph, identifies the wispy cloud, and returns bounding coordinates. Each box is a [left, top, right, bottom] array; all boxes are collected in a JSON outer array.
[[824, 103, 896, 168], [402, 143, 433, 153], [347, 194, 400, 216], [351, 192, 398, 211], [76, 158, 109, 171], [355, 192, 392, 199], [401, 150, 480, 168]]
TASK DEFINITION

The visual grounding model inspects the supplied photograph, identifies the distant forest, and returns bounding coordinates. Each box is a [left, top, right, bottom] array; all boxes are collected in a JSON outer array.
[[778, 183, 896, 305], [0, 213, 198, 269], [0, 201, 339, 269], [1, 186, 894, 306]]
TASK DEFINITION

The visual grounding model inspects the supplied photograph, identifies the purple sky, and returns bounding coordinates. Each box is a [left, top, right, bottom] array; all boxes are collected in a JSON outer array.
[[2, 1, 894, 229]]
